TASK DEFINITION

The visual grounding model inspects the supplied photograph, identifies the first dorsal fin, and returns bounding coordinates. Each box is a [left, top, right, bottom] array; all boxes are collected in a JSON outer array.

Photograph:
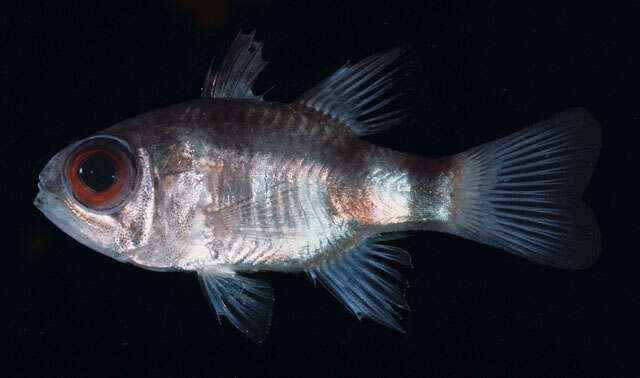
[[201, 31, 268, 100], [296, 47, 407, 136]]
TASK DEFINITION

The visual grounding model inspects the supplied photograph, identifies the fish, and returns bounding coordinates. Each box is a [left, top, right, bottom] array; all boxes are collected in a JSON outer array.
[[34, 31, 601, 344]]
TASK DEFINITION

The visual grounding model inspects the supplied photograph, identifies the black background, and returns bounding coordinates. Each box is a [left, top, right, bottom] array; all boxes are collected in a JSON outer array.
[[3, 1, 634, 377]]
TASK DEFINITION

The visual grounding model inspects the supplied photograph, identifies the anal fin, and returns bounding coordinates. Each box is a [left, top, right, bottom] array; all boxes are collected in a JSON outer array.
[[307, 235, 412, 333], [197, 268, 274, 344]]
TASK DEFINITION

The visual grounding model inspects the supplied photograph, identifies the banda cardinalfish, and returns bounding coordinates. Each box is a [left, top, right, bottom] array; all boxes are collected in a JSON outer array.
[[34, 32, 601, 343]]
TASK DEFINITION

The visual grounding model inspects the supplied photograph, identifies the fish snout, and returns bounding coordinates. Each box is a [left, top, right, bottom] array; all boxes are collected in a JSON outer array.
[[35, 168, 62, 210], [34, 180, 48, 209]]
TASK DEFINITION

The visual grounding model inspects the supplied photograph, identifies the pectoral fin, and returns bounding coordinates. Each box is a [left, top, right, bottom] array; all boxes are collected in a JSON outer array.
[[205, 183, 326, 241], [197, 268, 274, 344]]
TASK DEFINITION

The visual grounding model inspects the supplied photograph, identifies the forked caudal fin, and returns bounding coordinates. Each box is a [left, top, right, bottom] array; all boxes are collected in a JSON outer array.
[[449, 108, 601, 269]]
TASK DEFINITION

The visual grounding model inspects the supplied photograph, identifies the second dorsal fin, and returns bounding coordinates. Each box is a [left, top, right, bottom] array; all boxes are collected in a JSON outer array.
[[201, 31, 268, 100], [296, 47, 406, 136]]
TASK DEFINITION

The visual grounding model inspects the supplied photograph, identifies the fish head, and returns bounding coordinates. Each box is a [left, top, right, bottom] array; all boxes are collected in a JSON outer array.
[[34, 132, 159, 267]]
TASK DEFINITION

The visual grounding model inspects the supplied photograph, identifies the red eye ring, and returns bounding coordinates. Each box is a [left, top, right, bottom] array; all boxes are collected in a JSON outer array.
[[64, 137, 136, 211]]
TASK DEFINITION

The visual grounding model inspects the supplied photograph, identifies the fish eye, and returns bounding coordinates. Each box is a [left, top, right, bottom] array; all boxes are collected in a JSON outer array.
[[64, 137, 137, 211], [79, 152, 117, 191]]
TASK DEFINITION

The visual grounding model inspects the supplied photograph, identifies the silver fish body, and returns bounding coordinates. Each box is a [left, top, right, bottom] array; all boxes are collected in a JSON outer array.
[[35, 32, 601, 343], [38, 98, 453, 272]]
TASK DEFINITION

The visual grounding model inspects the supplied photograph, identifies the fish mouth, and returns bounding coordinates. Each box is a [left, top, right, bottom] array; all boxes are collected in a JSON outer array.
[[33, 180, 134, 265], [34, 179, 56, 210], [34, 181, 47, 209], [33, 181, 102, 256]]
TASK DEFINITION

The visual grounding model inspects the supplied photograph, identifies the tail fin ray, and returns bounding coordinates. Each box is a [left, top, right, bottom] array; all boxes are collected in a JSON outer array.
[[451, 108, 601, 269]]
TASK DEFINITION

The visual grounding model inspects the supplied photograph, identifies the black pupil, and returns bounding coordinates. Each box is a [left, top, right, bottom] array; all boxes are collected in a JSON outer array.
[[78, 152, 117, 192]]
